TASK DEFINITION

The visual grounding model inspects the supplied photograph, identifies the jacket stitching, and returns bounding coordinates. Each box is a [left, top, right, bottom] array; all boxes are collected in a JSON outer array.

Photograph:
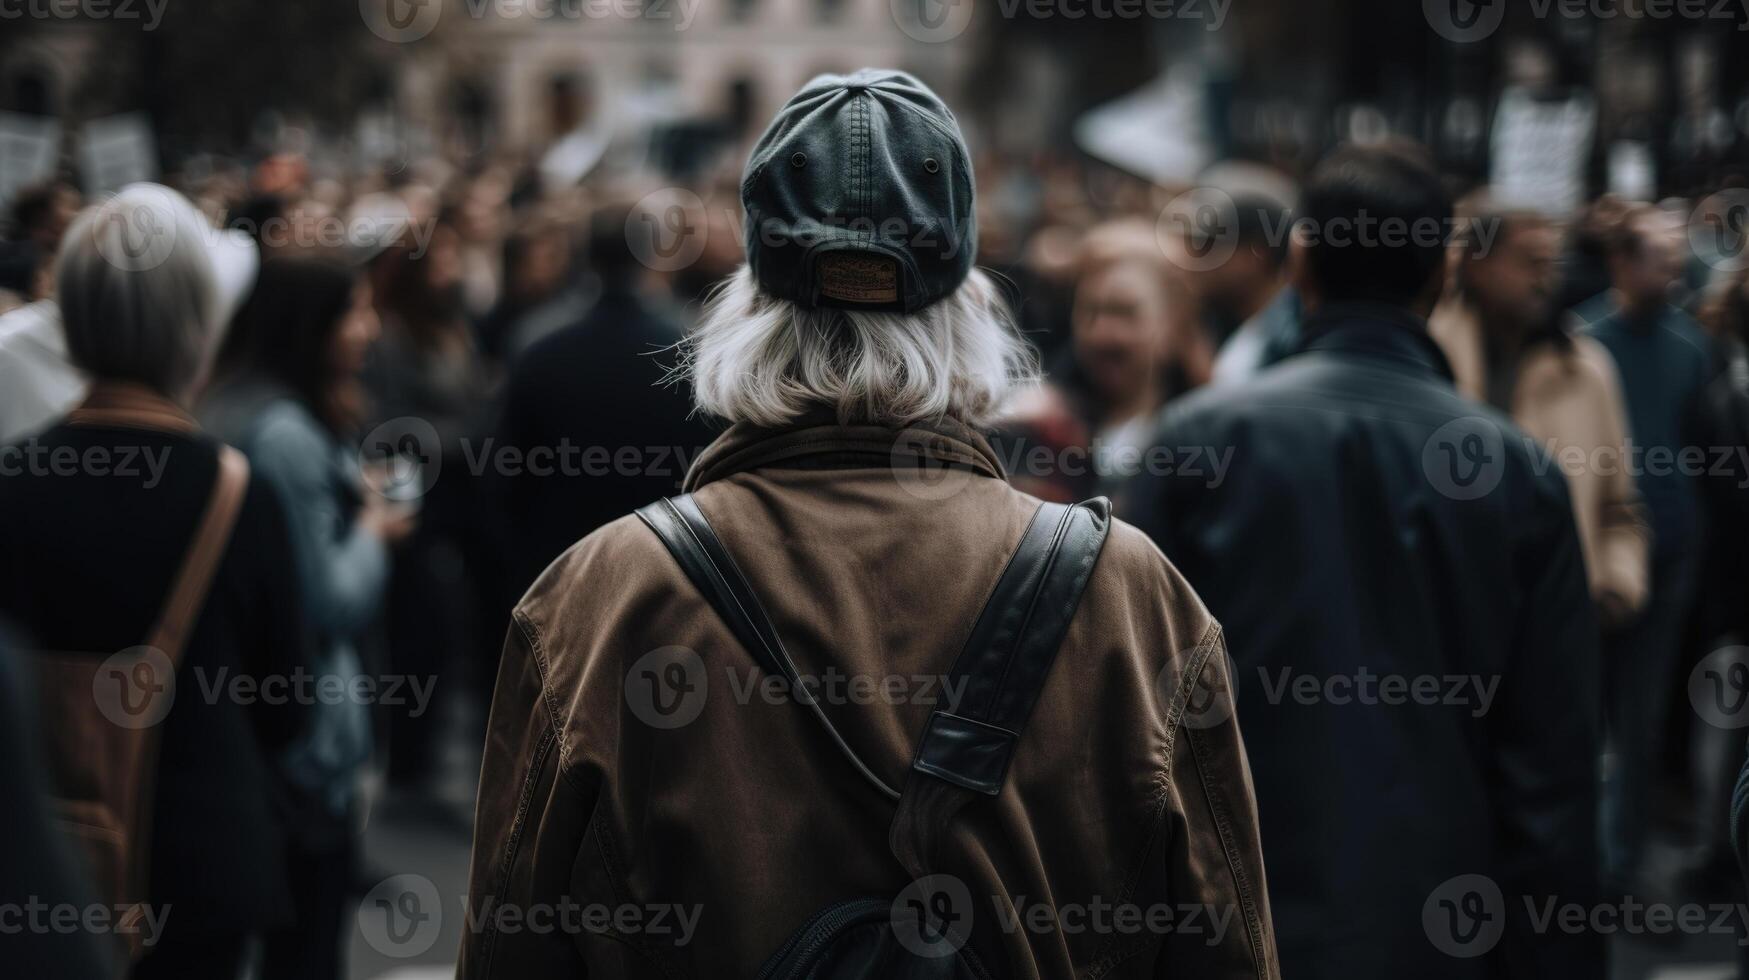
[[516, 609, 591, 798], [1084, 621, 1222, 976], [1187, 694, 1270, 977], [587, 808, 686, 979], [478, 719, 558, 978]]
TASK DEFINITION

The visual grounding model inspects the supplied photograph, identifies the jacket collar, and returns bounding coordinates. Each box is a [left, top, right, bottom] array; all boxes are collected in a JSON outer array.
[[1296, 302, 1456, 383], [684, 410, 1007, 492], [65, 380, 198, 434]]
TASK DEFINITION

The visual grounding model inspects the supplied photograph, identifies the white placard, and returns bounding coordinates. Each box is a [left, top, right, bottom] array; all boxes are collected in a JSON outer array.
[[1607, 140, 1656, 202], [79, 113, 159, 195], [1074, 66, 1213, 185], [0, 112, 62, 210], [1490, 88, 1595, 216]]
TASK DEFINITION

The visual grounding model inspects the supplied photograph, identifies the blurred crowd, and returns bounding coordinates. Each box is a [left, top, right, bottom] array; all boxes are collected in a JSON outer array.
[[1, 122, 1748, 977]]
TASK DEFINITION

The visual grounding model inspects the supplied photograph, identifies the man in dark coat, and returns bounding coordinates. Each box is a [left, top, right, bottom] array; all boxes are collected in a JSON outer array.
[[1123, 143, 1601, 979], [493, 202, 718, 594]]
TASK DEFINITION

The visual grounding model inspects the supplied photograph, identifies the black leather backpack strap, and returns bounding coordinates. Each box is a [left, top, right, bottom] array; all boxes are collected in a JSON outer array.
[[887, 497, 1112, 879], [636, 494, 902, 800]]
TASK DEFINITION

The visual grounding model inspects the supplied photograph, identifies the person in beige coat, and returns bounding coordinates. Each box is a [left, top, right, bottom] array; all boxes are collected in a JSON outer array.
[[1431, 199, 1650, 626]]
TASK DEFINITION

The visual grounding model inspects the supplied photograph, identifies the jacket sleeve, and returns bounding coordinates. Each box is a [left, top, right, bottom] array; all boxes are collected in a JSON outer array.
[[249, 407, 389, 639], [1493, 478, 1603, 977], [1586, 342, 1651, 615], [1156, 624, 1279, 979], [458, 613, 598, 979]]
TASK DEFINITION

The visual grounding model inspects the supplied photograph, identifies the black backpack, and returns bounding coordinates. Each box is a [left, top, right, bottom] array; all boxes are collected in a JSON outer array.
[[637, 494, 1112, 979]]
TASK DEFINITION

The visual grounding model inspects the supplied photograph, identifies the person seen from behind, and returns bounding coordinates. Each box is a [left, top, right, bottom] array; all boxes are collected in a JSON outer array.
[[1123, 143, 1601, 979], [462, 69, 1277, 980]]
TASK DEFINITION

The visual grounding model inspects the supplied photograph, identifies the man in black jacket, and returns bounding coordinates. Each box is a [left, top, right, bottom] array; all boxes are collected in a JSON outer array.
[[493, 201, 718, 595], [1123, 144, 1601, 978]]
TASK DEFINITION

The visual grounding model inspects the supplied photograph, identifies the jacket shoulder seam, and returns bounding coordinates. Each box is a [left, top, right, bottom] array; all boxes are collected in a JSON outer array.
[[513, 606, 592, 798]]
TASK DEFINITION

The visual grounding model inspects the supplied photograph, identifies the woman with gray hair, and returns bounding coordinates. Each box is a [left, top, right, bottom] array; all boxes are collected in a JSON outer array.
[[463, 71, 1276, 979], [0, 184, 308, 979]]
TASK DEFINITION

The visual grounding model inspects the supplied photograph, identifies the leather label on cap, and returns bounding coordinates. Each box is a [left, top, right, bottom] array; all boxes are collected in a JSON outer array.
[[817, 252, 900, 304]]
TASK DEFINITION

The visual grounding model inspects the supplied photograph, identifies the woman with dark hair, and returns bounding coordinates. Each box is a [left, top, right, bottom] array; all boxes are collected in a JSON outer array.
[[202, 256, 412, 980], [364, 209, 497, 796]]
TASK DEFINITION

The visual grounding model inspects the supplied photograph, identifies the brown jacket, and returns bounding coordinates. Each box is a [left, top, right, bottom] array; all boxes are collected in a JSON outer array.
[[1431, 299, 1651, 616], [460, 418, 1277, 979]]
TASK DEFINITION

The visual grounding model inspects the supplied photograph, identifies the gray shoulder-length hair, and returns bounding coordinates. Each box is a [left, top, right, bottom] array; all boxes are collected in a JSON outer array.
[[56, 183, 222, 401], [678, 265, 1037, 429]]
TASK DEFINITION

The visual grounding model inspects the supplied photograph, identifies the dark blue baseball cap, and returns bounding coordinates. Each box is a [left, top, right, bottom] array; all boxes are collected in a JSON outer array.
[[741, 69, 977, 314]]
